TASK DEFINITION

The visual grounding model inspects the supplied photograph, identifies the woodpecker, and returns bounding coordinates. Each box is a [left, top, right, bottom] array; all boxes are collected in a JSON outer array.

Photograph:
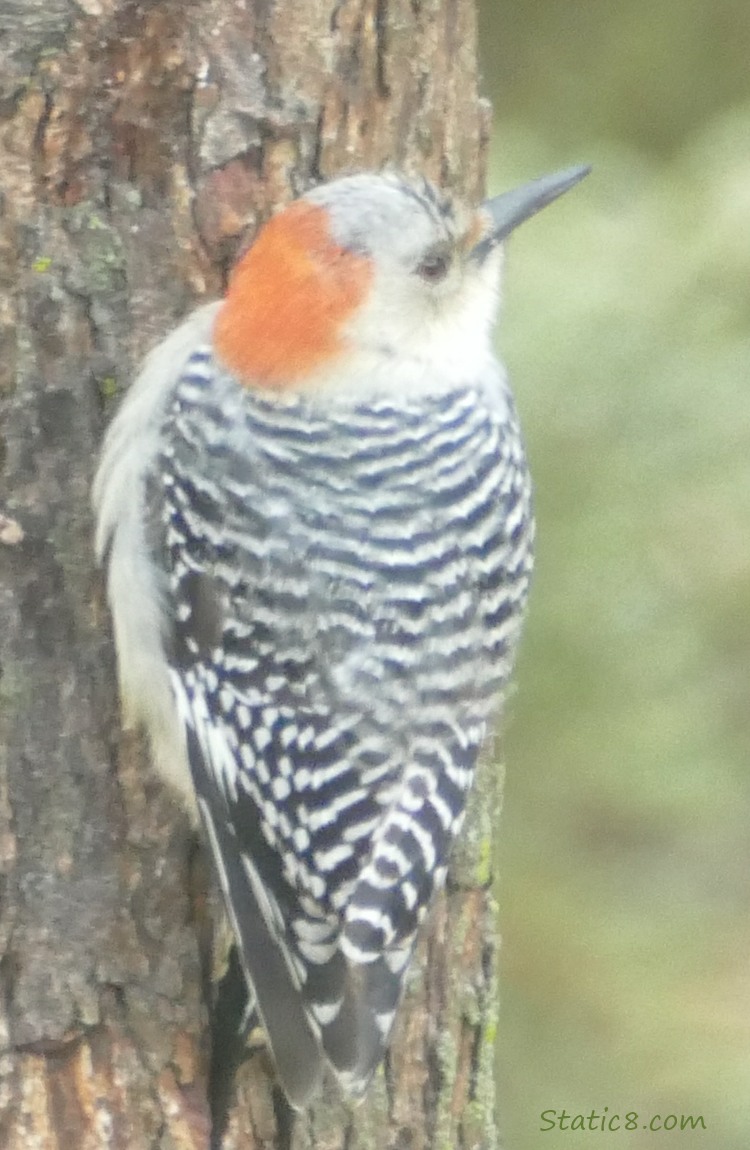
[[93, 165, 588, 1126]]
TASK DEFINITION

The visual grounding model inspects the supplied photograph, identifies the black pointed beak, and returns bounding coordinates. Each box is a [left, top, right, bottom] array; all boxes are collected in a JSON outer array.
[[472, 164, 591, 261]]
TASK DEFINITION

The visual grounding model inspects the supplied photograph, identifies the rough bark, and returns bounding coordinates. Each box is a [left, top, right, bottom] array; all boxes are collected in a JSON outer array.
[[0, 1, 497, 1147]]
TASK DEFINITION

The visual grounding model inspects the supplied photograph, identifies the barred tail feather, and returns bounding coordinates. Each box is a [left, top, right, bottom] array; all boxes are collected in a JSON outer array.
[[196, 787, 325, 1107], [184, 720, 387, 1111], [208, 943, 258, 1150]]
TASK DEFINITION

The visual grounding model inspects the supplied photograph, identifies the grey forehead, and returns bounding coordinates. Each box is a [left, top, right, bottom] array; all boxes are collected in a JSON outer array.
[[304, 173, 459, 262]]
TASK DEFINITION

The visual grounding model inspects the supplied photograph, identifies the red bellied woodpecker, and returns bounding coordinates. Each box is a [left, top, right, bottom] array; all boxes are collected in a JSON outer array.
[[93, 165, 589, 1133]]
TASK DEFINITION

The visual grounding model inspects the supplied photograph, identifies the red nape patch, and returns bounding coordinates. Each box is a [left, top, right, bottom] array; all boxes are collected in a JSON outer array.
[[213, 201, 373, 389]]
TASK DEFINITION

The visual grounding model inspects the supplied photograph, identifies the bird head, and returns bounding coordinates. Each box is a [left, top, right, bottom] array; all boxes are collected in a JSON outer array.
[[213, 166, 589, 396]]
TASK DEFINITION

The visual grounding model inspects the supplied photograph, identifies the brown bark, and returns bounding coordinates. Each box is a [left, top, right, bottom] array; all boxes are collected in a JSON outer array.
[[0, 2, 497, 1147]]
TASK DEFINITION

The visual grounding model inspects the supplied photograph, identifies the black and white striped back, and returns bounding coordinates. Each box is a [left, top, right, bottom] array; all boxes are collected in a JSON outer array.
[[155, 346, 533, 1103]]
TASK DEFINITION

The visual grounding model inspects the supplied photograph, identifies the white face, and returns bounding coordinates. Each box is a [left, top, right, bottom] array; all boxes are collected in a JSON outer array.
[[303, 174, 504, 394]]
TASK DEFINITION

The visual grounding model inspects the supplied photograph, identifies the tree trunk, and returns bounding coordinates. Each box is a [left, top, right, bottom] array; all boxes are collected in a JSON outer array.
[[0, 2, 497, 1147]]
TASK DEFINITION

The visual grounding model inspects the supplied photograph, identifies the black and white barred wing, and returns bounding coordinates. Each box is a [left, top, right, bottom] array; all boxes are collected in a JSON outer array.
[[171, 655, 402, 1106], [163, 547, 485, 1106]]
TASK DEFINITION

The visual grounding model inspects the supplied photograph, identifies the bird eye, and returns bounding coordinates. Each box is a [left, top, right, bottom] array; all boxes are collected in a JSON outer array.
[[416, 248, 451, 283]]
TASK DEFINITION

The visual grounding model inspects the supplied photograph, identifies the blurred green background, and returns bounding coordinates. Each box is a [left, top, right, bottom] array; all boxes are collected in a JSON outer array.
[[477, 3, 750, 1147]]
